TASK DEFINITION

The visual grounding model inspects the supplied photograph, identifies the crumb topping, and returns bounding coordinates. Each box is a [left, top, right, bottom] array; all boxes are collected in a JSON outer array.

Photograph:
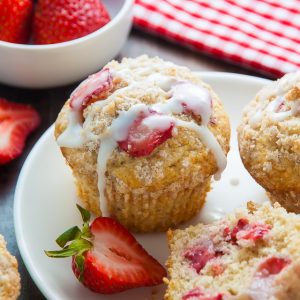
[[238, 72, 300, 195]]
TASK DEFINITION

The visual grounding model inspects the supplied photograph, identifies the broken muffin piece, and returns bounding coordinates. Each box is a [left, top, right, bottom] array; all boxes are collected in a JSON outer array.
[[165, 202, 300, 300]]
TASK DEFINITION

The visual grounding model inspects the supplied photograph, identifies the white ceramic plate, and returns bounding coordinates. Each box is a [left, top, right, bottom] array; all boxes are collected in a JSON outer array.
[[14, 72, 271, 300]]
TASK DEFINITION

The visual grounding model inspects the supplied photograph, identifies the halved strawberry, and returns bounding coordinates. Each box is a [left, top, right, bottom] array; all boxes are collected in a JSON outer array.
[[118, 111, 174, 157], [0, 98, 40, 164], [70, 68, 113, 112], [45, 205, 166, 294]]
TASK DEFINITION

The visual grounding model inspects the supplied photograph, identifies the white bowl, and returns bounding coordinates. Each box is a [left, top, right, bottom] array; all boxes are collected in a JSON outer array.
[[0, 0, 133, 88]]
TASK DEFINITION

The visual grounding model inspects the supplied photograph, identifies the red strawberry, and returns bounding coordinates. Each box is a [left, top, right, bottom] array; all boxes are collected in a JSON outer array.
[[33, 0, 111, 45], [0, 98, 40, 164], [0, 0, 33, 43], [45, 205, 166, 294], [182, 287, 223, 300], [118, 111, 174, 157], [70, 68, 113, 112], [230, 218, 271, 244], [257, 257, 291, 277], [184, 240, 223, 274]]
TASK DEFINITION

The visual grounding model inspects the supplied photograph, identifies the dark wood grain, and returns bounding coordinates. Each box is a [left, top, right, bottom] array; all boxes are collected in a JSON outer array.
[[0, 29, 267, 300]]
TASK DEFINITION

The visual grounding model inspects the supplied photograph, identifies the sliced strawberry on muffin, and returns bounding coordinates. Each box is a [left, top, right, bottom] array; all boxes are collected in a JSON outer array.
[[70, 68, 113, 112], [45, 205, 166, 294], [0, 98, 40, 164], [118, 110, 175, 157]]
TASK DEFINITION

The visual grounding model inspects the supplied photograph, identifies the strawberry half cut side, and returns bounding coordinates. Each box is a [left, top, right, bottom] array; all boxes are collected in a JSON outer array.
[[118, 110, 174, 157], [45, 205, 166, 294], [0, 98, 40, 165], [70, 68, 113, 112]]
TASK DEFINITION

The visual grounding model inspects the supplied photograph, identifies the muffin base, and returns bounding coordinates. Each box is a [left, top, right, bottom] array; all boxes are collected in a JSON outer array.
[[267, 190, 300, 213], [74, 169, 210, 232], [106, 179, 211, 232]]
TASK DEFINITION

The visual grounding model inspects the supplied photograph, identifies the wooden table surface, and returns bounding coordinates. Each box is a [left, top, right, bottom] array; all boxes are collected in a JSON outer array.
[[0, 29, 268, 300]]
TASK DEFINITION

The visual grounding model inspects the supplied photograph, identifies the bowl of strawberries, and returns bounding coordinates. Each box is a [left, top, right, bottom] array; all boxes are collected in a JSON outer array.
[[0, 0, 133, 88]]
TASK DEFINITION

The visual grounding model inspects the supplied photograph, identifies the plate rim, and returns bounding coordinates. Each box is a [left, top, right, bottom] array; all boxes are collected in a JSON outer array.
[[13, 71, 271, 300]]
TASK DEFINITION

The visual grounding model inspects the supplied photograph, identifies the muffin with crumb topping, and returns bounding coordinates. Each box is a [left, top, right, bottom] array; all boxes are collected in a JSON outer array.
[[0, 234, 20, 300], [55, 55, 230, 232], [238, 72, 300, 213]]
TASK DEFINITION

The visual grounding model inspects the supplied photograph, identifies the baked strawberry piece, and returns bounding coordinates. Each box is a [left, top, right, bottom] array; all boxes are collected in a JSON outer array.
[[45, 205, 166, 294], [33, 0, 110, 44], [118, 110, 175, 157], [0, 0, 33, 43], [70, 68, 113, 112], [165, 202, 300, 300], [0, 98, 40, 164]]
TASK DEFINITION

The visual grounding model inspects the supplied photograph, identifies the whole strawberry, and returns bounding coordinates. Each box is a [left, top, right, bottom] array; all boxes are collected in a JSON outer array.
[[45, 205, 166, 294], [0, 0, 33, 43], [33, 0, 111, 45]]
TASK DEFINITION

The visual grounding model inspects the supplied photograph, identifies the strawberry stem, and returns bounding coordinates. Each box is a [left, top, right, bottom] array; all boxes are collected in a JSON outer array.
[[45, 204, 94, 280], [56, 226, 81, 248]]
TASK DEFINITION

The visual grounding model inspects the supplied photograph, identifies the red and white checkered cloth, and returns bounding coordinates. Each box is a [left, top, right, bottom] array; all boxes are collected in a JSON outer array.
[[133, 0, 300, 78]]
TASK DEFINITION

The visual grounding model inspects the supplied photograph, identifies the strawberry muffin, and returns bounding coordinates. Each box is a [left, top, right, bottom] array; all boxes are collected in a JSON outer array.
[[238, 73, 300, 213], [0, 234, 21, 300], [165, 202, 300, 300], [55, 55, 230, 232]]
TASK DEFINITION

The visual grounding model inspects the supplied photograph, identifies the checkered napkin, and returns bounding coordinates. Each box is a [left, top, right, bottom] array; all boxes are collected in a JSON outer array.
[[133, 0, 300, 78]]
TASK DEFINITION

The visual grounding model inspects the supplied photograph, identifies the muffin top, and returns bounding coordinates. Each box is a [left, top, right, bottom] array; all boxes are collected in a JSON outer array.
[[0, 235, 20, 300], [238, 72, 300, 191], [55, 56, 230, 215]]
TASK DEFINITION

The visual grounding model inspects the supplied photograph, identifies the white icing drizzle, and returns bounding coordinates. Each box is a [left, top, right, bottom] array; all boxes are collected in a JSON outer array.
[[153, 82, 212, 125], [97, 137, 117, 216], [250, 94, 299, 127], [58, 74, 227, 216], [96, 104, 226, 215], [249, 110, 263, 127], [96, 104, 150, 215], [57, 111, 86, 148], [144, 115, 226, 180], [266, 96, 283, 112], [175, 120, 226, 180], [146, 74, 178, 92]]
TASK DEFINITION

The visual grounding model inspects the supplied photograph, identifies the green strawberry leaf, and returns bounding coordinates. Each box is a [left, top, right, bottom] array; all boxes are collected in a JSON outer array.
[[75, 254, 85, 281], [45, 238, 92, 258], [45, 247, 79, 258], [56, 226, 82, 248], [76, 204, 91, 223]]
